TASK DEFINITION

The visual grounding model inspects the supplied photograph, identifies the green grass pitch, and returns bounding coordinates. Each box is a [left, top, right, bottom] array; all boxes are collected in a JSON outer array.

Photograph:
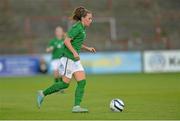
[[0, 73, 180, 120]]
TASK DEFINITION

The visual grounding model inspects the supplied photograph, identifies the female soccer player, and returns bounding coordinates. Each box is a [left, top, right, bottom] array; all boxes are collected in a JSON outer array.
[[46, 26, 65, 83], [37, 6, 96, 113]]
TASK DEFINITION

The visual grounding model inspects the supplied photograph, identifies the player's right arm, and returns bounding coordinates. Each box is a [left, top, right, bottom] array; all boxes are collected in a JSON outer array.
[[46, 40, 54, 53], [64, 23, 81, 60], [64, 37, 80, 60], [46, 46, 54, 53]]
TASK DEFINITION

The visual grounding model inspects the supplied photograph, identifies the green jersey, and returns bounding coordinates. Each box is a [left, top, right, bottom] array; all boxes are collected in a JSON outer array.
[[64, 21, 86, 61], [48, 37, 64, 59]]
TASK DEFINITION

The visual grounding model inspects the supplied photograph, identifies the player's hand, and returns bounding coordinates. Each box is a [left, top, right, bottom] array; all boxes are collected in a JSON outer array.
[[87, 47, 96, 53], [46, 47, 53, 52], [73, 52, 80, 60]]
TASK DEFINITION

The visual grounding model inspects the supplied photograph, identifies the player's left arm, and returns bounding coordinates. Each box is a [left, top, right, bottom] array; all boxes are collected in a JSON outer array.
[[82, 44, 96, 53]]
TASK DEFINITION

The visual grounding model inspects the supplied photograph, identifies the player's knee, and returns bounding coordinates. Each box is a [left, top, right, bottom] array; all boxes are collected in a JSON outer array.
[[62, 76, 71, 83], [60, 76, 70, 89]]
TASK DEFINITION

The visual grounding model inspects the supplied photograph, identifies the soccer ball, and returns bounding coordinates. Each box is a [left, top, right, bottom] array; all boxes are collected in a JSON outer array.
[[110, 99, 125, 112]]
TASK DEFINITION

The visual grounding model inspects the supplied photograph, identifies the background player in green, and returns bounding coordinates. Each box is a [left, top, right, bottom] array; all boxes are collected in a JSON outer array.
[[46, 26, 65, 83], [37, 6, 96, 113]]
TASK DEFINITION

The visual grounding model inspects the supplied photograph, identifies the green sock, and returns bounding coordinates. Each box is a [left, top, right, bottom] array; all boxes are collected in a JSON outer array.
[[43, 79, 69, 96], [54, 78, 60, 83], [74, 79, 86, 106]]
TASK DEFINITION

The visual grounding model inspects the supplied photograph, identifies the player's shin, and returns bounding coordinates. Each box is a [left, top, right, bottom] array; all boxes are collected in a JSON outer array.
[[43, 79, 69, 96], [74, 79, 86, 106]]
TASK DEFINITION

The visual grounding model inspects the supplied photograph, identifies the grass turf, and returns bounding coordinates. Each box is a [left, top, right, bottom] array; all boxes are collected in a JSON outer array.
[[0, 73, 180, 120]]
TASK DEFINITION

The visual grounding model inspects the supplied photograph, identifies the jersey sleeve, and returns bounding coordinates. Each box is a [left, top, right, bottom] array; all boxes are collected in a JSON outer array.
[[67, 26, 80, 39]]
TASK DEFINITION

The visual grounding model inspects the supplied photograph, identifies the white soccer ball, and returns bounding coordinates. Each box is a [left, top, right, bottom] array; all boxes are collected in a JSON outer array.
[[110, 99, 125, 112]]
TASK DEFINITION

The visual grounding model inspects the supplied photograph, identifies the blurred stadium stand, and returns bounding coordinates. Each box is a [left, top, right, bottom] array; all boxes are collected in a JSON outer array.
[[0, 0, 180, 54]]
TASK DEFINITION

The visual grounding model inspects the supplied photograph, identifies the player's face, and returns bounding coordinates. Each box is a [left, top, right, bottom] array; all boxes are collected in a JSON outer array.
[[55, 27, 64, 38], [82, 13, 92, 27]]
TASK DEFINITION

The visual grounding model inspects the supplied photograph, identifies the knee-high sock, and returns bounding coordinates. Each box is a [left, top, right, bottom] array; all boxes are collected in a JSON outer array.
[[43, 79, 69, 96], [74, 79, 86, 106], [54, 78, 60, 83]]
